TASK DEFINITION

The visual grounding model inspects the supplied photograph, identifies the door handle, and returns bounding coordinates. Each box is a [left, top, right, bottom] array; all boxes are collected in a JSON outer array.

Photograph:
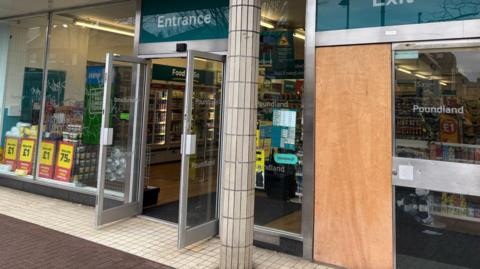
[[101, 128, 114, 146], [182, 134, 197, 155]]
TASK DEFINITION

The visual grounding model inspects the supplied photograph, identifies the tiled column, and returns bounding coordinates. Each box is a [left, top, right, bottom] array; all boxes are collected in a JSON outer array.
[[220, 0, 261, 268]]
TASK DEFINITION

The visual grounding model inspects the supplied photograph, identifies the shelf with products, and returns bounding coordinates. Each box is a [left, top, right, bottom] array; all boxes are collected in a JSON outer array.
[[147, 81, 185, 163], [429, 192, 480, 223]]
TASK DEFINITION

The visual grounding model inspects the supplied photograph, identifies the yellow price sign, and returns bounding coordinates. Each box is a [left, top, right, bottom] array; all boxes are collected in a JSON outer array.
[[39, 142, 55, 166], [56, 143, 74, 169], [5, 138, 19, 161], [19, 139, 35, 163]]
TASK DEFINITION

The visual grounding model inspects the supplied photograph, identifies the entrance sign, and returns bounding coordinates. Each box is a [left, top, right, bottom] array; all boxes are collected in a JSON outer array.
[[140, 0, 229, 44], [316, 0, 480, 32]]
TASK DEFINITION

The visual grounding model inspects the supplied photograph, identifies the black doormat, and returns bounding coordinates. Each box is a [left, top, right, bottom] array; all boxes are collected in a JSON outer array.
[[143, 193, 301, 227], [0, 214, 172, 269], [254, 195, 301, 226], [143, 193, 217, 225]]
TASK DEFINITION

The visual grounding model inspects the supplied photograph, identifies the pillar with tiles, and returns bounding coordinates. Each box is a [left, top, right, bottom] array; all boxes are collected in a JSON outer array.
[[220, 0, 261, 268]]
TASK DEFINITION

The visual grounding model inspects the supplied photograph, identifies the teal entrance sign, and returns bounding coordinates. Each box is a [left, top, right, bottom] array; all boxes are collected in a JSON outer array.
[[140, 0, 229, 44], [316, 0, 480, 32]]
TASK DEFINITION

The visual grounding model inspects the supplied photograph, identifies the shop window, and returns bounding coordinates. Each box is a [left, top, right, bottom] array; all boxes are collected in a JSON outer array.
[[0, 15, 48, 178], [255, 0, 305, 235], [395, 48, 480, 163], [36, 2, 135, 193]]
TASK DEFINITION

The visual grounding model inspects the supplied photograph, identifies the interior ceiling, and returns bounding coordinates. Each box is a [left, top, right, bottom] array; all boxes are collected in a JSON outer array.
[[0, 0, 128, 19], [262, 0, 306, 29]]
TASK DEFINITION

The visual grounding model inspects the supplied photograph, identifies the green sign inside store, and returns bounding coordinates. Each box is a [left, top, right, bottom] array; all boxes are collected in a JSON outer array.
[[152, 64, 218, 85], [140, 0, 229, 44], [316, 0, 480, 32]]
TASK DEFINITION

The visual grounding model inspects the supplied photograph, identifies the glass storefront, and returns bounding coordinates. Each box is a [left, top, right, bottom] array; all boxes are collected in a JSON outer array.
[[395, 47, 480, 268], [0, 0, 308, 248], [255, 0, 305, 235], [0, 15, 48, 178], [0, 1, 135, 194]]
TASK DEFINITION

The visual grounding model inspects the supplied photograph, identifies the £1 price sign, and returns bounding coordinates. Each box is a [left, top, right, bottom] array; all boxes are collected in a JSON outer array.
[[54, 142, 75, 182], [4, 137, 19, 170], [17, 138, 36, 174], [38, 141, 56, 179]]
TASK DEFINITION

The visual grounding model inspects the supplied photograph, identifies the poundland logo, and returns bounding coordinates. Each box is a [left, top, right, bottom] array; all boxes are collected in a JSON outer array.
[[413, 105, 464, 115], [373, 0, 415, 7]]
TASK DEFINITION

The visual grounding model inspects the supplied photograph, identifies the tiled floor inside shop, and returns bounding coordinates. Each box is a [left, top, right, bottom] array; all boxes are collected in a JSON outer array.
[[0, 186, 329, 269]]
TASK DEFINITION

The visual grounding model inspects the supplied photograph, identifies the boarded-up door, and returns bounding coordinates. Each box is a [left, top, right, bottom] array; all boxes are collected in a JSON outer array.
[[314, 44, 393, 269]]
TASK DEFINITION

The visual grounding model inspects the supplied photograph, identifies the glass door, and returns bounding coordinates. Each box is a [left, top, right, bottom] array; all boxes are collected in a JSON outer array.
[[178, 51, 225, 248], [393, 42, 480, 269], [95, 53, 151, 227]]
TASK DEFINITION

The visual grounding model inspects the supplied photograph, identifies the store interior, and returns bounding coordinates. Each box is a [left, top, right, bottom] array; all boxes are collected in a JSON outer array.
[[395, 48, 480, 268]]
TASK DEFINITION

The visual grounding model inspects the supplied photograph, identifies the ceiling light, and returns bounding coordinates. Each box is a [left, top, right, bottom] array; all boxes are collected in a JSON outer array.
[[293, 32, 305, 40], [440, 81, 448, 86], [415, 73, 428, 79], [74, 21, 134, 37], [397, 67, 412, 74], [260, 20, 275, 29], [62, 24, 68, 28]]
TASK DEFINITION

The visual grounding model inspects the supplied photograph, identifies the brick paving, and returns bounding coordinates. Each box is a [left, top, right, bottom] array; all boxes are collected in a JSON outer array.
[[0, 214, 172, 269], [0, 187, 330, 269]]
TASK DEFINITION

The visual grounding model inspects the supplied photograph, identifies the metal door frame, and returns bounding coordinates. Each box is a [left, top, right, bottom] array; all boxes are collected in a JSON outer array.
[[178, 50, 225, 248], [95, 53, 151, 227]]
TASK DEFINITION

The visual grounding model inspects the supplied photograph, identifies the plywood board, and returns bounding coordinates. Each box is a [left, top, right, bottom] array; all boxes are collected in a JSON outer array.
[[314, 44, 393, 269]]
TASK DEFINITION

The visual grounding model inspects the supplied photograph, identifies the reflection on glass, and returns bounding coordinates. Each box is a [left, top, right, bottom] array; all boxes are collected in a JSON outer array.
[[255, 0, 305, 235], [37, 2, 134, 191], [185, 58, 223, 228], [102, 62, 139, 209], [396, 186, 480, 268], [0, 16, 47, 177], [395, 48, 480, 164]]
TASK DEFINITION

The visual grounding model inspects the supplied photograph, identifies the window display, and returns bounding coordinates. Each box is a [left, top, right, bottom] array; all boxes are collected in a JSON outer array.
[[37, 7, 135, 192], [395, 48, 480, 164], [0, 2, 136, 194], [0, 15, 48, 177], [255, 0, 305, 235]]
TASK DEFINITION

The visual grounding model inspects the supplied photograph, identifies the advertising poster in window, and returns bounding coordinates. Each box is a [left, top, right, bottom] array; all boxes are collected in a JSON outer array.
[[83, 66, 104, 145], [54, 142, 75, 182], [38, 141, 56, 179], [21, 68, 65, 124], [17, 138, 36, 174]]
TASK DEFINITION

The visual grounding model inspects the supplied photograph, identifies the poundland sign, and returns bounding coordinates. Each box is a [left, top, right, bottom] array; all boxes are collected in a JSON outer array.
[[140, 0, 229, 44], [317, 0, 480, 32]]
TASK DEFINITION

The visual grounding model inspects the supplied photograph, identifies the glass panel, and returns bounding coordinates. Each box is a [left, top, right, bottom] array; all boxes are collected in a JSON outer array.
[[185, 57, 223, 228], [38, 1, 135, 190], [255, 0, 305, 235], [102, 60, 142, 209], [395, 48, 480, 165], [396, 186, 480, 268], [142, 57, 187, 223], [0, 15, 48, 178]]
